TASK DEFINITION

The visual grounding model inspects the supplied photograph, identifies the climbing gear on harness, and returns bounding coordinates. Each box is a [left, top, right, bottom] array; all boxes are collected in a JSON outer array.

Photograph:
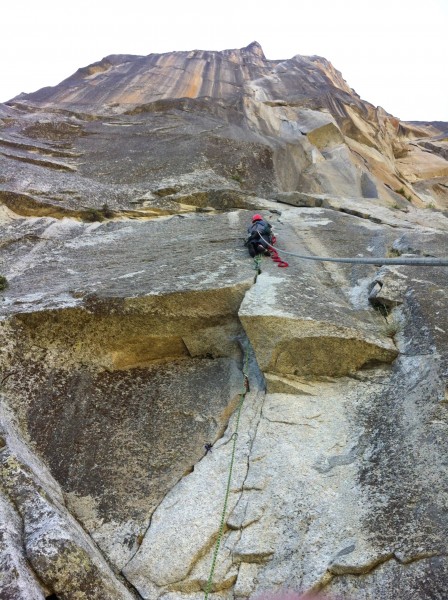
[[259, 236, 448, 267], [252, 214, 263, 222], [203, 347, 250, 600]]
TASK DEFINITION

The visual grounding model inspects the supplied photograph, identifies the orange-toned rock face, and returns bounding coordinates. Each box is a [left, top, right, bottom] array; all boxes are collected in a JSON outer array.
[[3, 42, 445, 214], [21, 42, 271, 106]]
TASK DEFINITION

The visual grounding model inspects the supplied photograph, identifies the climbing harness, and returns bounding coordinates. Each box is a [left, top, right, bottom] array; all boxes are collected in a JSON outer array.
[[203, 347, 250, 600], [259, 236, 448, 267]]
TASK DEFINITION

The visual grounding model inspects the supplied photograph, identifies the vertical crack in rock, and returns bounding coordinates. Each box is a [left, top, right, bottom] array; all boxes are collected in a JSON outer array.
[[120, 335, 267, 597], [119, 339, 263, 574], [1, 53, 448, 597], [228, 386, 269, 598]]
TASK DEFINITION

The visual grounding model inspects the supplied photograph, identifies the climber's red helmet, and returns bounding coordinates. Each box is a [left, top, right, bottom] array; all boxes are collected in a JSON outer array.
[[252, 214, 263, 222]]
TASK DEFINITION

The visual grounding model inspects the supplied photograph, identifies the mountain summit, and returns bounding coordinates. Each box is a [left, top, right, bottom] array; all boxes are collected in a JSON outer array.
[[17, 41, 352, 108], [3, 44, 447, 215]]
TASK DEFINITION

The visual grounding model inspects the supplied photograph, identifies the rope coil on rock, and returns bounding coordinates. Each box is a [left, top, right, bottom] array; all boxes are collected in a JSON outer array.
[[203, 347, 250, 600], [269, 247, 289, 268], [266, 234, 288, 267]]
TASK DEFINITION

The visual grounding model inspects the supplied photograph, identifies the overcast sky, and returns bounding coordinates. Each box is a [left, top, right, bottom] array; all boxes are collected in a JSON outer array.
[[2, 0, 447, 121]]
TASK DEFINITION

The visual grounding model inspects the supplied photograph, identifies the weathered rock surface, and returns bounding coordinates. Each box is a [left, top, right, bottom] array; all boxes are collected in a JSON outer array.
[[0, 493, 46, 600], [1, 200, 447, 599], [0, 404, 136, 599], [1, 42, 447, 219], [0, 211, 258, 568], [1, 42, 447, 600], [117, 206, 448, 599], [239, 266, 398, 379]]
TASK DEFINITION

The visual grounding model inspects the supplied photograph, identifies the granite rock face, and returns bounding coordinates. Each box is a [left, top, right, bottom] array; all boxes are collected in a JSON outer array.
[[1, 42, 447, 217], [119, 206, 448, 599], [0, 42, 447, 599], [0, 404, 136, 599]]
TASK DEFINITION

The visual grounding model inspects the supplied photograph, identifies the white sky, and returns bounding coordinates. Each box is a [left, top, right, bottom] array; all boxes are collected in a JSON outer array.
[[1, 0, 447, 121]]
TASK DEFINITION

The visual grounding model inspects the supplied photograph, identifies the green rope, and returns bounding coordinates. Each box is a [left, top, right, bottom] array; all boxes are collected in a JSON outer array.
[[253, 254, 262, 273], [203, 348, 250, 599]]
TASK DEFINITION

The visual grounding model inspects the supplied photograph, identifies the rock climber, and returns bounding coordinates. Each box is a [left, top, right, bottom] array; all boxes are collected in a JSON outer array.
[[245, 214, 273, 258]]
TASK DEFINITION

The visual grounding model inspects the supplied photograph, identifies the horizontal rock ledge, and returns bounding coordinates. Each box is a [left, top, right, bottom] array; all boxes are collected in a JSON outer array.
[[239, 314, 398, 377], [239, 268, 399, 379]]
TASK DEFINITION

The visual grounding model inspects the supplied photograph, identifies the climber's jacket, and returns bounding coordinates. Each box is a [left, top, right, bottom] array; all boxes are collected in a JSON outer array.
[[245, 219, 273, 246], [244, 219, 273, 258]]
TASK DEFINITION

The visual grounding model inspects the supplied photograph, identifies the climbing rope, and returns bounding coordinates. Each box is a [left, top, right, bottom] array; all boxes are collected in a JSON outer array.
[[253, 254, 262, 273], [268, 245, 289, 268], [248, 235, 289, 269], [259, 235, 448, 267], [203, 347, 250, 600]]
